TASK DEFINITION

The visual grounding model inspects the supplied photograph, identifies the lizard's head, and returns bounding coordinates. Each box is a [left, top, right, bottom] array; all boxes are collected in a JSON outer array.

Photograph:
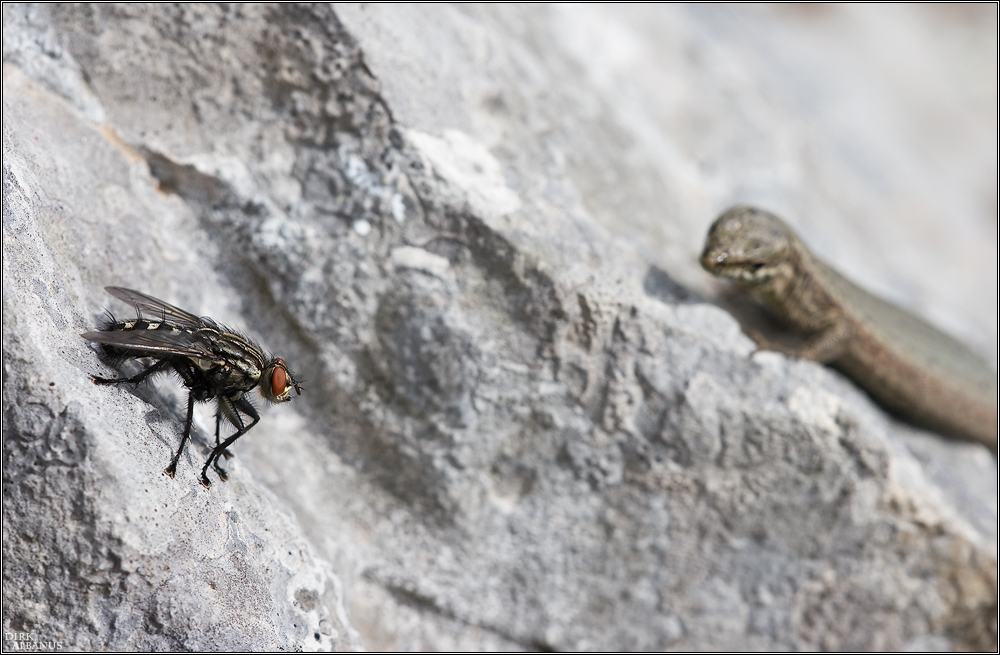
[[700, 206, 796, 285]]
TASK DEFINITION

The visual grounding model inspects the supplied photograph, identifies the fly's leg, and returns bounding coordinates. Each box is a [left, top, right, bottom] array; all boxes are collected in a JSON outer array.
[[92, 359, 170, 386], [201, 396, 259, 488], [211, 410, 234, 482], [215, 410, 234, 459], [164, 391, 195, 478]]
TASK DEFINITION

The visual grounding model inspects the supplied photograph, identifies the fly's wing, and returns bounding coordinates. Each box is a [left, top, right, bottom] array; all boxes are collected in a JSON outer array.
[[81, 326, 220, 362], [104, 287, 204, 328]]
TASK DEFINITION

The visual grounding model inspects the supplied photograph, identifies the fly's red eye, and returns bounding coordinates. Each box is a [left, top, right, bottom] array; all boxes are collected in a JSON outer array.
[[271, 363, 288, 397]]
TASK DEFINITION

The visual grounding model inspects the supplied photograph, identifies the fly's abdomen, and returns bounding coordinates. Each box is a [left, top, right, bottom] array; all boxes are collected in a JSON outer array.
[[90, 319, 201, 366], [102, 317, 185, 335]]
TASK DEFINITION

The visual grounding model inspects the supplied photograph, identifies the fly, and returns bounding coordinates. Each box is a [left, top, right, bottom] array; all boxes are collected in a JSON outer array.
[[81, 286, 302, 488]]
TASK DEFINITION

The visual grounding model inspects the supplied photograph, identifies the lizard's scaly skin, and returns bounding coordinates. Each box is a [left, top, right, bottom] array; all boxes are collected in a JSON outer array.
[[701, 205, 997, 449]]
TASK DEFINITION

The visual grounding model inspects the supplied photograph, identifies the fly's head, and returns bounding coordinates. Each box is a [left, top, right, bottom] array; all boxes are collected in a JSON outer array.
[[260, 357, 303, 403], [700, 206, 797, 287]]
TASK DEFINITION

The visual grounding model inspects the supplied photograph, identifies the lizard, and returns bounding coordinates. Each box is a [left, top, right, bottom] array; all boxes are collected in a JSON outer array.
[[700, 205, 997, 450]]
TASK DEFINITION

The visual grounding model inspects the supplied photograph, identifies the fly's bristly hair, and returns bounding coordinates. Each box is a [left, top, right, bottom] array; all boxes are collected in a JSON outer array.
[[82, 286, 302, 488]]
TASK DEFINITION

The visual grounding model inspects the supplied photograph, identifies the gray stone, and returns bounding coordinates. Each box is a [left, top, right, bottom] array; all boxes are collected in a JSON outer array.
[[3, 4, 995, 651]]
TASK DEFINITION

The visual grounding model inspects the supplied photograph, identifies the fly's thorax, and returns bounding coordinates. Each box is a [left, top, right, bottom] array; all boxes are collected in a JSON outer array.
[[184, 327, 265, 394], [201, 329, 266, 374]]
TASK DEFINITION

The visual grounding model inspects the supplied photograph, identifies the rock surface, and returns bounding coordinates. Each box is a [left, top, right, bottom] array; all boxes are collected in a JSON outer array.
[[3, 4, 996, 651]]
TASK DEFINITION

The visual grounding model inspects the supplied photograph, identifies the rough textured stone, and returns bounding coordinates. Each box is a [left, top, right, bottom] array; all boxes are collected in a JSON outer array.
[[3, 4, 996, 651]]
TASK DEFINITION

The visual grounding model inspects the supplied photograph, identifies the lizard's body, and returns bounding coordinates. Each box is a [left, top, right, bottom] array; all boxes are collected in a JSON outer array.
[[700, 205, 997, 449]]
